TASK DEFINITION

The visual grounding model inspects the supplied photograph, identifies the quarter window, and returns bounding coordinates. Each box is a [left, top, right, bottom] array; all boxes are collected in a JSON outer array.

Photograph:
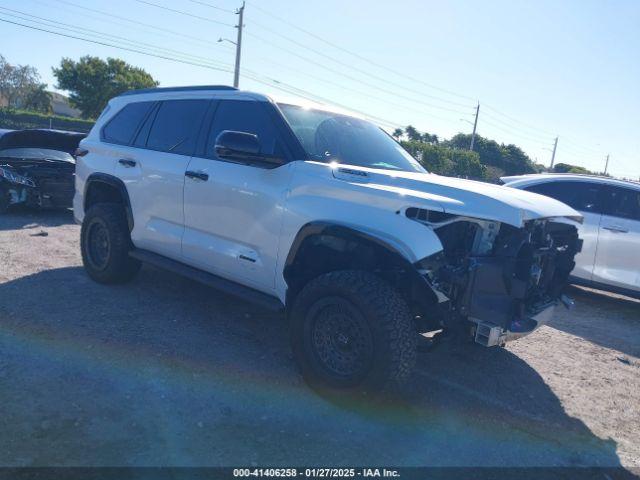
[[524, 181, 604, 213], [102, 101, 154, 145], [206, 100, 282, 158], [146, 99, 209, 155]]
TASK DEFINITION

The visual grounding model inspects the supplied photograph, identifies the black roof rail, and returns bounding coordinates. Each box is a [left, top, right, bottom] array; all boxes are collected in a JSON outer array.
[[118, 85, 238, 97]]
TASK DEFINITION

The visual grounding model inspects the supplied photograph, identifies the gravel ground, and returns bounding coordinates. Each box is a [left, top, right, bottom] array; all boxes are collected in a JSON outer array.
[[0, 209, 638, 469]]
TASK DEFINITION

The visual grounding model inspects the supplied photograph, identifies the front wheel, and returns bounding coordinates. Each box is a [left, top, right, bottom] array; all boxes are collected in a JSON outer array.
[[80, 203, 141, 284], [289, 270, 416, 393]]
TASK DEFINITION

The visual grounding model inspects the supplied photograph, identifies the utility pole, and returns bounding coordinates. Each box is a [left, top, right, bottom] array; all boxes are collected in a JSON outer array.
[[550, 136, 558, 169], [233, 2, 245, 88], [469, 102, 479, 151], [604, 154, 610, 175]]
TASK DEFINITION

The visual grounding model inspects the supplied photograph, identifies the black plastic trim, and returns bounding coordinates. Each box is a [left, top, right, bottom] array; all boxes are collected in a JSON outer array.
[[118, 85, 237, 97], [284, 222, 410, 271], [84, 173, 134, 231], [130, 249, 284, 311]]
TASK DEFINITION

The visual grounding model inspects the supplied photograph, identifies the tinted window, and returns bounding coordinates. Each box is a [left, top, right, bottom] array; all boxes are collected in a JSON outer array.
[[603, 186, 640, 221], [525, 181, 603, 213], [206, 100, 282, 158], [102, 101, 154, 145], [146, 100, 209, 155]]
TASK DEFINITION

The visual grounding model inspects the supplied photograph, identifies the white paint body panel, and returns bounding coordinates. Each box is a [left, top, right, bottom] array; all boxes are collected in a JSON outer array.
[[504, 174, 640, 294]]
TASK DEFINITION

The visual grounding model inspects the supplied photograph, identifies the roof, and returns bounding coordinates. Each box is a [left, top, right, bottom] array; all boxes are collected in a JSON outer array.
[[118, 85, 238, 97], [501, 173, 640, 189]]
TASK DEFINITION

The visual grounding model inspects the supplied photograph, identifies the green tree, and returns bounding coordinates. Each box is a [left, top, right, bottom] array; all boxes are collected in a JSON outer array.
[[53, 56, 158, 119], [0, 54, 51, 113], [23, 83, 52, 114], [404, 125, 421, 142], [392, 128, 403, 140], [553, 163, 592, 174]]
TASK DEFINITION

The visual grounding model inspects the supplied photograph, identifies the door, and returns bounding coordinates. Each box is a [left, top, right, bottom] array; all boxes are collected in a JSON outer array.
[[592, 185, 640, 292], [524, 180, 605, 281], [118, 99, 209, 260], [182, 100, 294, 293]]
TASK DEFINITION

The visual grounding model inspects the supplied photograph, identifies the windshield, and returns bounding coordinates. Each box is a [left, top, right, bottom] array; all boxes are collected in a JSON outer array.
[[278, 103, 426, 173], [0, 148, 75, 163]]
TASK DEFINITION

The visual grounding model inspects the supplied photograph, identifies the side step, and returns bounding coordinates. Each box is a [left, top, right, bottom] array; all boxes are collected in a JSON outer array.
[[130, 249, 284, 312]]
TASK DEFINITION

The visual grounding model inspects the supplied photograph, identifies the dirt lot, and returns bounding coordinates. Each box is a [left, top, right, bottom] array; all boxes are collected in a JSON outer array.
[[0, 208, 639, 469]]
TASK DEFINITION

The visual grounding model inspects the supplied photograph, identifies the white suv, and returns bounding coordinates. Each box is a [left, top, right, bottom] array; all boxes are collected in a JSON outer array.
[[503, 174, 640, 299], [74, 86, 582, 392]]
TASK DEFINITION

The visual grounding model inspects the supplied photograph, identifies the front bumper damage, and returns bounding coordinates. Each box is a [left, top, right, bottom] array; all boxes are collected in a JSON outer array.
[[0, 163, 75, 210], [416, 216, 582, 347]]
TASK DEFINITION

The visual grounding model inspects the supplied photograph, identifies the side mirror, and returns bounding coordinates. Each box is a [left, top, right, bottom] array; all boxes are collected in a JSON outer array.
[[214, 130, 284, 167]]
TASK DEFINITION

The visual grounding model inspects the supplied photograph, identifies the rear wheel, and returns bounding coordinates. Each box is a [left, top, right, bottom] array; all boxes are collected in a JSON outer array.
[[290, 270, 416, 393], [80, 203, 140, 284]]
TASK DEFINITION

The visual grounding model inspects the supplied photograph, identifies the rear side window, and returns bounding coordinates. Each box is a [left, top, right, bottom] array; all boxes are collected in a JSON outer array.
[[603, 186, 640, 221], [524, 181, 604, 213], [145, 99, 209, 155], [206, 100, 283, 158], [102, 101, 154, 145]]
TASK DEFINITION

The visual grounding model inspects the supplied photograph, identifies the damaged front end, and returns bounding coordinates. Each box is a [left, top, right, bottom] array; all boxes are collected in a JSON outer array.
[[409, 208, 582, 346], [0, 129, 85, 213], [0, 157, 76, 212]]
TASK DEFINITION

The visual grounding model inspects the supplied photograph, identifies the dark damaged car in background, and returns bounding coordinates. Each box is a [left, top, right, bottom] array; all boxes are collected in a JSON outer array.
[[0, 129, 85, 214]]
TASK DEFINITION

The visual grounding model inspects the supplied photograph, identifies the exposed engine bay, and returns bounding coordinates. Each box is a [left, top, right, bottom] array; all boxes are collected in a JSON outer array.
[[408, 207, 582, 346], [0, 129, 85, 213]]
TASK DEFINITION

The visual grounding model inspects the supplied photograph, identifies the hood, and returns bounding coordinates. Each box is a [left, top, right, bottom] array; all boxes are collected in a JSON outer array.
[[329, 164, 583, 227], [0, 129, 86, 155]]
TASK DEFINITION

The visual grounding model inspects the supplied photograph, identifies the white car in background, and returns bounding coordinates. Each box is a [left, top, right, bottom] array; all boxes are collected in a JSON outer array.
[[502, 174, 640, 299]]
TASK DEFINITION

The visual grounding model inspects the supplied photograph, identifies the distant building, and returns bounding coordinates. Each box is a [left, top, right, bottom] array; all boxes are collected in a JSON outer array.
[[49, 92, 81, 118], [0, 91, 82, 118]]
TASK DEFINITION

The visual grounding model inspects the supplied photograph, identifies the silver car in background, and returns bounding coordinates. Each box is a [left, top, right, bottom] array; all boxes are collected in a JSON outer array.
[[502, 174, 640, 299]]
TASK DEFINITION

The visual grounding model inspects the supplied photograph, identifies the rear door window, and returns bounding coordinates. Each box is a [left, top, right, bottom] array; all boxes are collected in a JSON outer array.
[[145, 99, 210, 155], [524, 181, 604, 213], [102, 101, 154, 145], [602, 186, 640, 221]]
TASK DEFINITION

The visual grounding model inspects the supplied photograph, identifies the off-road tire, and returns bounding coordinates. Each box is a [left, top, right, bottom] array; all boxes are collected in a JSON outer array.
[[81, 203, 141, 284], [290, 270, 416, 393]]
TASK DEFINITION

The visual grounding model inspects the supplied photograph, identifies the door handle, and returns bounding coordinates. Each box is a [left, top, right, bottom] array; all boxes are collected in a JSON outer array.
[[118, 159, 137, 168], [185, 170, 209, 181], [602, 225, 629, 233]]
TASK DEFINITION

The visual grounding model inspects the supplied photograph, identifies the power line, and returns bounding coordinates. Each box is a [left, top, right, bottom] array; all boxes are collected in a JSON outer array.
[[0, 7, 232, 69], [184, 0, 234, 14], [0, 15, 402, 130], [244, 31, 473, 118], [134, 0, 235, 27], [46, 0, 226, 49], [482, 103, 557, 137], [246, 21, 476, 110], [137, 0, 475, 112], [480, 110, 553, 143], [245, 0, 477, 103]]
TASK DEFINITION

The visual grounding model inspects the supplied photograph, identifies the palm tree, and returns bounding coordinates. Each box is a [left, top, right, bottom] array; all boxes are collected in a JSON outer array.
[[392, 128, 403, 140], [404, 125, 421, 142]]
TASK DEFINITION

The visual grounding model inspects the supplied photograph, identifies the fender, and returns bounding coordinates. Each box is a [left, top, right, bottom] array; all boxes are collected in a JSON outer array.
[[84, 173, 134, 231], [283, 221, 441, 309]]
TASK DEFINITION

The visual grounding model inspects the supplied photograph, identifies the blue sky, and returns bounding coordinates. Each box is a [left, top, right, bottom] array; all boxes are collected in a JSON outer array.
[[1, 0, 638, 178]]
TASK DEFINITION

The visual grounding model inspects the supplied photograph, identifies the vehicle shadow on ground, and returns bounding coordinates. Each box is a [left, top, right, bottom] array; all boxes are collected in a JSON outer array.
[[0, 265, 627, 468], [0, 207, 75, 231], [548, 285, 640, 358]]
